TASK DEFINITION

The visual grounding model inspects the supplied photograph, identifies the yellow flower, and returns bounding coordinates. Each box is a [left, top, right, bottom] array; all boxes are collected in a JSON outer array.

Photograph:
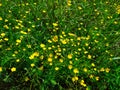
[[88, 54, 92, 59], [55, 67, 59, 71], [78, 6, 82, 10], [100, 68, 105, 72], [53, 23, 58, 27], [61, 39, 67, 44], [95, 76, 99, 81], [40, 43, 45, 48], [52, 35, 58, 42], [27, 28, 31, 32], [32, 25, 35, 28], [48, 57, 52, 62], [89, 74, 94, 79], [16, 59, 20, 62], [68, 65, 72, 70], [0, 3, 2, 7], [33, 52, 39, 57], [29, 55, 34, 60], [80, 80, 86, 87], [67, 54, 72, 59], [72, 76, 78, 82], [31, 63, 35, 67], [3, 25, 9, 29], [15, 26, 19, 29], [69, 61, 72, 64], [83, 68, 87, 72], [48, 39, 52, 43], [59, 59, 63, 63], [0, 67, 2, 72], [94, 68, 97, 71], [72, 77, 76, 82], [116, 5, 120, 14], [20, 31, 27, 34], [1, 33, 5, 37], [49, 63, 52, 66], [11, 67, 16, 72], [73, 68, 79, 74], [94, 40, 98, 43], [40, 55, 44, 60], [68, 33, 76, 37], [74, 76, 78, 81], [27, 45, 31, 48], [105, 68, 110, 73], [91, 63, 95, 67], [49, 53, 53, 57], [16, 39, 21, 43], [42, 10, 46, 13], [4, 38, 9, 41], [0, 17, 2, 20], [67, 0, 72, 6]]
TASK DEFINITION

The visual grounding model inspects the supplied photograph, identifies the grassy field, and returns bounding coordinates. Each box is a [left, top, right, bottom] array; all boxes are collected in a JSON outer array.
[[0, 0, 120, 90]]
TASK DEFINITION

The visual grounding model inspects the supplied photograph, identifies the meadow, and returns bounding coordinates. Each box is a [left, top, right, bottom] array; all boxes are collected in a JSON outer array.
[[0, 0, 120, 90]]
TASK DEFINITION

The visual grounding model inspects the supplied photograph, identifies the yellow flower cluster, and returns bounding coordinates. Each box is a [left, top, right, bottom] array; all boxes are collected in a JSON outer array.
[[29, 52, 39, 60], [116, 5, 120, 14], [67, 0, 72, 6], [80, 80, 87, 87], [72, 76, 78, 82]]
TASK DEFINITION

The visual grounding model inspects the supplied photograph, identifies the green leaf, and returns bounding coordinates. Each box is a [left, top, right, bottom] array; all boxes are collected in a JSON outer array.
[[50, 79, 57, 85]]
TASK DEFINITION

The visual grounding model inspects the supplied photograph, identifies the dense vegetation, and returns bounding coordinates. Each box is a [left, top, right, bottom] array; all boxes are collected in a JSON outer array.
[[0, 0, 120, 90]]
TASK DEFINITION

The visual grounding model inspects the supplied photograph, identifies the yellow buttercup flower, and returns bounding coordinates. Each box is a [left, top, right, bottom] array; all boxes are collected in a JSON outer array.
[[88, 54, 92, 59], [52, 35, 58, 42], [55, 67, 59, 71], [11, 67, 16, 72], [16, 39, 21, 43], [48, 57, 52, 62], [0, 67, 2, 72], [72, 76, 78, 82], [91, 63, 95, 67], [31, 63, 35, 67], [4, 38, 9, 41], [83, 68, 87, 72], [0, 3, 2, 7], [95, 76, 99, 81], [33, 52, 39, 57], [0, 17, 2, 20], [61, 39, 67, 44], [29, 55, 34, 60], [105, 68, 110, 73], [68, 65, 72, 70], [16, 59, 20, 62], [73, 68, 79, 74], [116, 5, 120, 14], [1, 33, 6, 37], [100, 68, 105, 72], [40, 43, 45, 48], [89, 74, 94, 79], [3, 25, 9, 29], [67, 54, 72, 59], [53, 23, 58, 27], [42, 10, 46, 13], [59, 59, 63, 63], [80, 80, 86, 87]]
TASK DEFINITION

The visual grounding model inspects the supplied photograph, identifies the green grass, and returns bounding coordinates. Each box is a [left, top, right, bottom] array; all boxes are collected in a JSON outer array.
[[0, 0, 120, 90]]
